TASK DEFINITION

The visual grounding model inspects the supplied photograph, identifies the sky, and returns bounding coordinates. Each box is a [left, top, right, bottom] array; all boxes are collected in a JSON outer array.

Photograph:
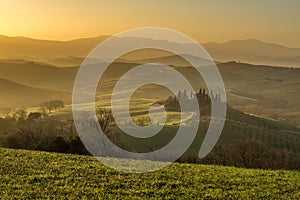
[[0, 0, 299, 47]]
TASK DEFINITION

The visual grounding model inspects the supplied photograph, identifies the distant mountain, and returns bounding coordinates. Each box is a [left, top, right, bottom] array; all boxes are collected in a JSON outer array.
[[1, 35, 300, 67], [203, 39, 300, 67], [0, 35, 109, 61]]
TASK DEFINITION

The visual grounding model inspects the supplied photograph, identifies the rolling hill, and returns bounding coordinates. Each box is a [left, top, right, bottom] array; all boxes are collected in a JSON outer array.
[[0, 35, 109, 61], [107, 97, 300, 158], [0, 60, 77, 92], [0, 77, 69, 107], [1, 34, 300, 67], [0, 59, 298, 125], [204, 39, 300, 67]]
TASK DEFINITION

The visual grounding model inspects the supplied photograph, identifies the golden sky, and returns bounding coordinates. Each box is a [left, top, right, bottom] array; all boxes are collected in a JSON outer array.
[[0, 0, 299, 47]]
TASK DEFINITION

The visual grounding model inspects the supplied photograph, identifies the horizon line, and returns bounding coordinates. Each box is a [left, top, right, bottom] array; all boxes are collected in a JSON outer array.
[[0, 34, 299, 49]]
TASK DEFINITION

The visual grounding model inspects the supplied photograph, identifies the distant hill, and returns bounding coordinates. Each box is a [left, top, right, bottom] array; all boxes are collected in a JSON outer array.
[[0, 60, 77, 92], [0, 35, 109, 61], [175, 62, 300, 125], [0, 35, 300, 67], [0, 59, 298, 125], [203, 39, 300, 67], [0, 77, 69, 107], [122, 54, 215, 67]]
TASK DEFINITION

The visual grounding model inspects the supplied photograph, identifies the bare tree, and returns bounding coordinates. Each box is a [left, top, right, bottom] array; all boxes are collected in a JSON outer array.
[[40, 100, 64, 113], [235, 139, 268, 169]]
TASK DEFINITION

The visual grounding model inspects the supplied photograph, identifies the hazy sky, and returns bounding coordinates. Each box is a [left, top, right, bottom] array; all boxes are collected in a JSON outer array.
[[0, 0, 299, 47]]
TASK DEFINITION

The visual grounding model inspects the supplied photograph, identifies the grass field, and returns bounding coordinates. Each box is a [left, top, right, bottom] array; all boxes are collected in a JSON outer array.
[[0, 147, 299, 199]]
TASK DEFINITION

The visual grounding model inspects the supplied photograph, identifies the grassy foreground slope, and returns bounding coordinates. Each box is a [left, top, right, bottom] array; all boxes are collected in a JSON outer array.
[[0, 148, 300, 199]]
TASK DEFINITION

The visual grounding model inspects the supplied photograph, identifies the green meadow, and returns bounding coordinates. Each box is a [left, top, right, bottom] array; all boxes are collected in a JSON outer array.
[[1, 147, 299, 199]]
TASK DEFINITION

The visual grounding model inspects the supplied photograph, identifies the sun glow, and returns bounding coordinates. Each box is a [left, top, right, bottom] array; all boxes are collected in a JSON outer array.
[[0, 0, 299, 47]]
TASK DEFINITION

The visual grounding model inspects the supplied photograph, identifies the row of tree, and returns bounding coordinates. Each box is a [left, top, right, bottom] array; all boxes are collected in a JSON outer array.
[[192, 140, 300, 170]]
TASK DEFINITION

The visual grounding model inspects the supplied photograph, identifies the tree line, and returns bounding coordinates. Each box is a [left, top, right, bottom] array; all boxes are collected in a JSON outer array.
[[1, 103, 300, 171]]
